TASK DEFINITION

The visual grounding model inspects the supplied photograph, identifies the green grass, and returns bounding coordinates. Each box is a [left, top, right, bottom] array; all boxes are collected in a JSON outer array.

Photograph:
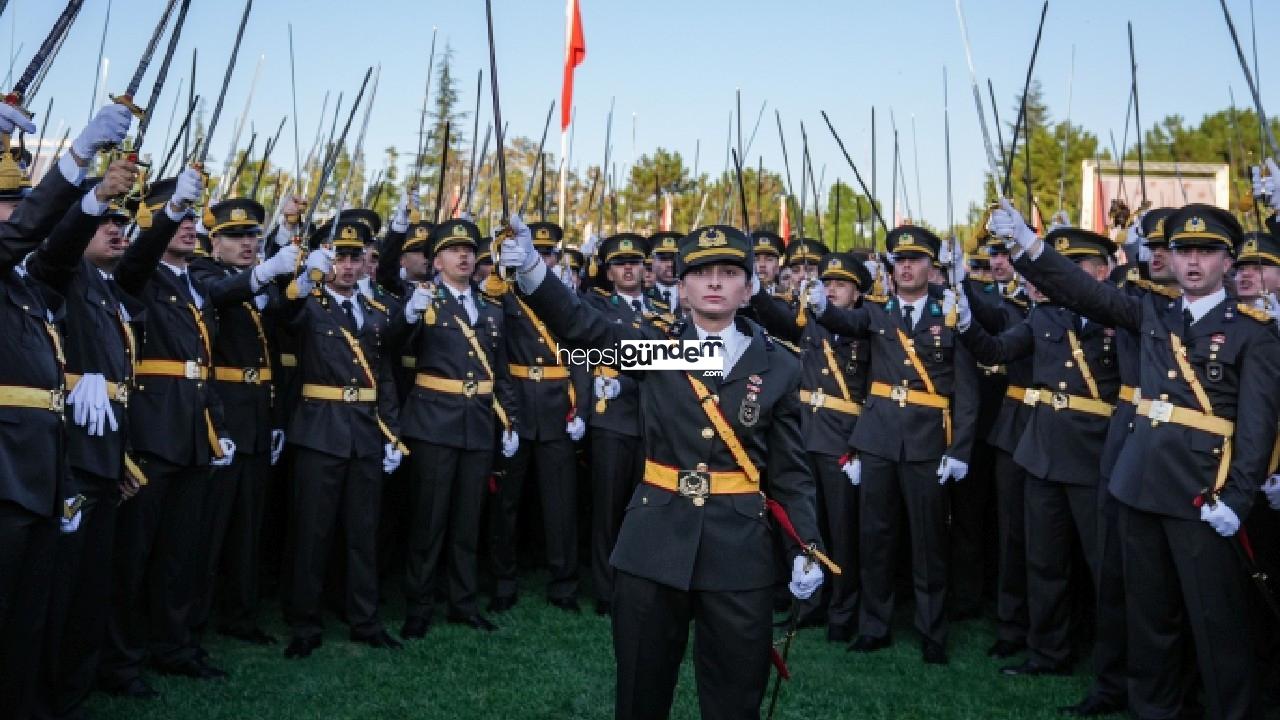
[[87, 574, 1102, 720]]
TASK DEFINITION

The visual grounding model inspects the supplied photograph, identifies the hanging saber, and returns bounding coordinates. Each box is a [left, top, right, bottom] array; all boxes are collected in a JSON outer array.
[[109, 0, 180, 118], [1218, 0, 1280, 161]]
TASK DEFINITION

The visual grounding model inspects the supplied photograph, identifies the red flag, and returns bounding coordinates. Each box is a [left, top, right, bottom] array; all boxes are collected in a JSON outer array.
[[660, 192, 673, 231], [561, 0, 586, 132], [779, 196, 790, 245]]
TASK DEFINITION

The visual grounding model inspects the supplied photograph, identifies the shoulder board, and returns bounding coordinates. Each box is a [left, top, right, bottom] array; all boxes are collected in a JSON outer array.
[[1006, 295, 1028, 309], [363, 296, 389, 315], [1237, 302, 1273, 324], [595, 287, 611, 297], [772, 336, 801, 355], [1134, 278, 1181, 300], [864, 293, 888, 305]]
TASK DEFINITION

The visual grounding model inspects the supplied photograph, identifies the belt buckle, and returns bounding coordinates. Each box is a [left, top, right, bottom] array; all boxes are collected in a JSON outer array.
[[890, 385, 908, 407], [528, 366, 544, 382], [342, 385, 360, 403], [1051, 392, 1070, 411], [462, 380, 479, 397], [50, 388, 66, 413], [243, 367, 260, 384], [1132, 387, 1143, 405], [1149, 400, 1173, 424], [184, 360, 201, 380], [1022, 388, 1041, 407], [808, 389, 825, 409], [677, 470, 710, 507]]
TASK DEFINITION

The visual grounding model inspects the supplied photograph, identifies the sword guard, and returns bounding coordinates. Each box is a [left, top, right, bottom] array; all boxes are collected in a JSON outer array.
[[109, 93, 146, 119], [2, 93, 32, 119]]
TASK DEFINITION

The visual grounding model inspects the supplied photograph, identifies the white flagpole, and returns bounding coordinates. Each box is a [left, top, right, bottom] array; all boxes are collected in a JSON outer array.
[[557, 0, 572, 229]]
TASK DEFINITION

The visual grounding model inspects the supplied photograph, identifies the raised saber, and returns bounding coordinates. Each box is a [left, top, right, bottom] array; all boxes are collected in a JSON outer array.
[[131, 0, 192, 157], [1000, 0, 1050, 200], [821, 110, 889, 230], [516, 99, 556, 217], [953, 0, 1006, 191], [1128, 21, 1146, 204], [194, 0, 253, 168], [1218, 0, 1279, 160], [110, 0, 179, 117]]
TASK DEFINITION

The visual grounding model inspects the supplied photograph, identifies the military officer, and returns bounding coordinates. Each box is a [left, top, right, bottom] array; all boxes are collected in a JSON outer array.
[[647, 230, 682, 313], [751, 230, 786, 293], [499, 219, 824, 720], [809, 225, 980, 665], [280, 219, 406, 658], [750, 251, 873, 643], [784, 238, 827, 296], [395, 218, 519, 636], [0, 103, 132, 716], [957, 228, 1122, 678], [99, 164, 234, 693], [993, 200, 1280, 720], [188, 198, 299, 647]]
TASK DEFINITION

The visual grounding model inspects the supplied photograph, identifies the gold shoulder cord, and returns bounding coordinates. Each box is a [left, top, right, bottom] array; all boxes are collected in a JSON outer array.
[[452, 315, 511, 430], [894, 328, 951, 445], [186, 304, 225, 459], [337, 326, 409, 455], [1169, 333, 1229, 492], [1065, 330, 1101, 400], [685, 374, 760, 485], [821, 339, 852, 401], [513, 295, 577, 411]]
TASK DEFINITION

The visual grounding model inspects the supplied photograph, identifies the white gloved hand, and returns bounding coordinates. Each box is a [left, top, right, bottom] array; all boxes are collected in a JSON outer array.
[[171, 167, 204, 208], [807, 279, 828, 316], [1262, 474, 1280, 511], [253, 241, 300, 285], [498, 214, 540, 274], [750, 271, 761, 297], [593, 376, 621, 400], [1126, 220, 1144, 248], [551, 263, 576, 288], [842, 456, 861, 486], [390, 194, 414, 233], [1265, 294, 1280, 324], [72, 104, 134, 158], [987, 199, 1039, 252], [305, 248, 334, 277], [68, 373, 118, 437], [1047, 210, 1071, 232], [404, 284, 432, 322], [0, 102, 37, 136], [937, 455, 968, 484], [1267, 159, 1280, 211], [1199, 501, 1241, 537], [212, 438, 236, 467], [788, 555, 824, 600], [501, 429, 520, 458], [954, 290, 973, 332], [270, 429, 286, 466], [566, 416, 586, 442], [59, 497, 83, 535], [581, 232, 600, 258], [382, 442, 403, 474]]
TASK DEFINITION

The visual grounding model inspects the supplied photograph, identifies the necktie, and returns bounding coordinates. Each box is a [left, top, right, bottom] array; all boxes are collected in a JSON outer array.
[[663, 290, 672, 306], [632, 299, 643, 313], [459, 293, 477, 324], [1183, 308, 1194, 337], [340, 299, 357, 334], [902, 304, 914, 331]]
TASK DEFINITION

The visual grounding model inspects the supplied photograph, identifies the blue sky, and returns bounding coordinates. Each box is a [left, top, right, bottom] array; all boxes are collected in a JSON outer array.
[[12, 0, 1279, 228]]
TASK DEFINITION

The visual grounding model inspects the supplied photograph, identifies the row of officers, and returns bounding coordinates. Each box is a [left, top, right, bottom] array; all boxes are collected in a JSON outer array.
[[1, 98, 1279, 720]]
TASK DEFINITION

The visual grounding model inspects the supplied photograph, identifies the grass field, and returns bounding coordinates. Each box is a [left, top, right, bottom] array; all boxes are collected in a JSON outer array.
[[85, 571, 1107, 720]]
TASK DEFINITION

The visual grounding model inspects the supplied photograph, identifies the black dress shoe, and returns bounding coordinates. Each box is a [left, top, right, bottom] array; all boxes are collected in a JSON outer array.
[[847, 634, 892, 653], [448, 613, 498, 632], [1058, 696, 1126, 716], [104, 677, 159, 700], [155, 658, 227, 680], [400, 615, 432, 639], [1001, 660, 1072, 677], [487, 594, 517, 613], [922, 641, 949, 665], [219, 625, 277, 645], [283, 635, 322, 659], [549, 597, 581, 614], [826, 625, 854, 644], [594, 600, 611, 616], [350, 629, 404, 650], [987, 639, 1026, 659]]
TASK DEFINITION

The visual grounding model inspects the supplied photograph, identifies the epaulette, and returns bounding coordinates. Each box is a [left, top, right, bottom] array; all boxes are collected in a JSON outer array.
[[1132, 277, 1181, 300], [771, 336, 801, 355], [480, 281, 509, 302], [593, 287, 610, 297], [363, 295, 389, 315], [1237, 302, 1273, 324], [863, 293, 889, 305], [1006, 294, 1028, 310]]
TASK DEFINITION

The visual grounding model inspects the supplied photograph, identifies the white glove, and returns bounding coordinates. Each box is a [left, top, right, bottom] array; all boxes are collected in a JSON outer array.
[[987, 199, 1039, 253], [68, 373, 118, 437], [750, 271, 762, 297], [212, 438, 236, 467], [305, 248, 333, 277], [953, 290, 973, 332], [270, 429, 286, 466], [1262, 474, 1280, 511], [253, 241, 300, 285], [390, 193, 415, 233], [501, 429, 520, 458], [0, 102, 37, 136], [59, 497, 83, 535], [1199, 501, 1241, 537], [404, 284, 432, 322], [171, 167, 204, 208], [1047, 210, 1071, 232], [1266, 159, 1280, 211], [498, 214, 540, 274], [938, 241, 954, 267], [383, 442, 403, 474], [72, 104, 134, 158], [566, 416, 586, 442], [806, 279, 827, 316], [1265, 294, 1280, 324], [788, 555, 824, 600], [593, 376, 621, 400], [937, 455, 968, 484], [580, 232, 600, 258], [842, 456, 861, 486], [1126, 220, 1144, 248], [551, 263, 576, 288]]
